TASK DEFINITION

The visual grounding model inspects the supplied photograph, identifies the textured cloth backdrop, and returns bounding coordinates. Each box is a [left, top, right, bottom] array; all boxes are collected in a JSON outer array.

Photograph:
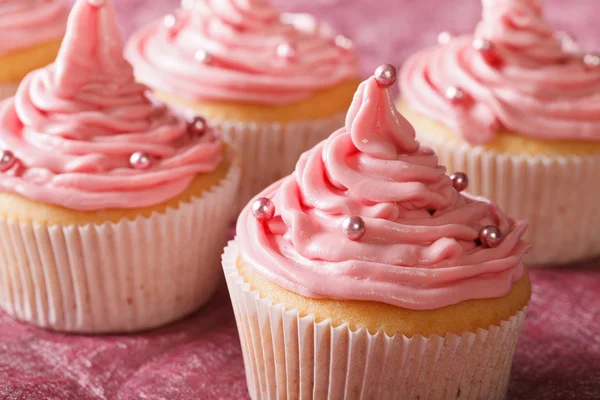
[[2, 0, 599, 399]]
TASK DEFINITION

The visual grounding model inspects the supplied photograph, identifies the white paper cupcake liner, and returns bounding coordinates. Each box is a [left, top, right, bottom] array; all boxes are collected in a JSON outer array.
[[417, 129, 600, 265], [214, 114, 345, 213], [0, 83, 19, 101], [222, 240, 528, 400], [0, 158, 241, 333]]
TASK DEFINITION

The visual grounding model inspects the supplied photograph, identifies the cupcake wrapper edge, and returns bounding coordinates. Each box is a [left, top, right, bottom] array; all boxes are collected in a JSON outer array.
[[222, 239, 527, 400], [0, 158, 241, 333]]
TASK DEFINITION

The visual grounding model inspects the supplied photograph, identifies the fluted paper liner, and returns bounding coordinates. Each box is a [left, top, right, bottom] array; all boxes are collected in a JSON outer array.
[[222, 240, 528, 400], [0, 157, 241, 333], [215, 113, 345, 213], [0, 83, 19, 101], [417, 129, 600, 265]]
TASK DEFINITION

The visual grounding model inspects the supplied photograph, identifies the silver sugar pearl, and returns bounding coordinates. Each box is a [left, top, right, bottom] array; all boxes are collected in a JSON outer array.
[[583, 53, 600, 69], [450, 172, 469, 192], [342, 216, 366, 241], [276, 43, 297, 60], [556, 31, 578, 54], [252, 198, 275, 222], [437, 31, 452, 45], [0, 150, 16, 172], [130, 152, 153, 170], [163, 14, 178, 29], [472, 38, 493, 53], [194, 49, 213, 64], [188, 116, 208, 136], [479, 225, 503, 248], [445, 86, 467, 104], [374, 64, 398, 88], [335, 35, 353, 50]]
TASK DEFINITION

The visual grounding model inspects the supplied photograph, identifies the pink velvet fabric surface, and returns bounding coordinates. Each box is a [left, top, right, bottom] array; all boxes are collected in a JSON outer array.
[[1, 0, 599, 399]]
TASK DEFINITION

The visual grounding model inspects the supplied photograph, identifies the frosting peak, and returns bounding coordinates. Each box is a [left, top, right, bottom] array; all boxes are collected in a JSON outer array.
[[238, 66, 529, 310], [476, 0, 564, 64], [346, 77, 419, 159], [54, 0, 131, 96], [0, 0, 222, 211], [401, 0, 600, 144], [125, 0, 359, 105], [0, 0, 68, 56]]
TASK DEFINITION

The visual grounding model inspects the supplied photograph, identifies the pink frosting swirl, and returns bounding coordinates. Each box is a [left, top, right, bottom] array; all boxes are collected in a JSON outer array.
[[237, 69, 530, 310], [401, 0, 600, 144], [125, 0, 359, 105], [0, 0, 222, 211], [0, 0, 68, 55]]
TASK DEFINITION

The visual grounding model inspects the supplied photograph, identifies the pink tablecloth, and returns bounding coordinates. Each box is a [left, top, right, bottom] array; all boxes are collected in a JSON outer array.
[[2, 1, 599, 399]]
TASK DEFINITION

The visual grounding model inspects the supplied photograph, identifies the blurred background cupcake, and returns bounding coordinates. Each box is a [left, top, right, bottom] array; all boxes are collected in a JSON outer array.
[[0, 0, 68, 100], [0, 0, 240, 333], [126, 0, 361, 211], [223, 65, 531, 399], [398, 0, 600, 265]]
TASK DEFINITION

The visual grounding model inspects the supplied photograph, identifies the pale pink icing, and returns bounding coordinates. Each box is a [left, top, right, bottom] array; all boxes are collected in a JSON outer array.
[[0, 0, 222, 211], [0, 0, 68, 56], [125, 0, 359, 105], [237, 73, 530, 310], [401, 0, 600, 144]]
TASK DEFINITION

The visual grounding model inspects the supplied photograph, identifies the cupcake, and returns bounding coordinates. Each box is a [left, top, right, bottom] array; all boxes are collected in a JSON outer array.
[[0, 0, 68, 100], [399, 0, 600, 265], [0, 0, 240, 333], [223, 65, 531, 399], [126, 0, 361, 212]]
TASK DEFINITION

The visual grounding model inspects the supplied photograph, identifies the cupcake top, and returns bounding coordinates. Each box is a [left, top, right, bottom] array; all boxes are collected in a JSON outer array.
[[125, 0, 360, 105], [401, 0, 600, 144], [0, 0, 68, 56], [237, 65, 530, 311], [0, 0, 222, 211]]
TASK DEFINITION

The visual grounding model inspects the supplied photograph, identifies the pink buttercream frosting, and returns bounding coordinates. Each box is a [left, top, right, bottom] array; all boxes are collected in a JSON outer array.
[[401, 0, 600, 144], [0, 0, 68, 56], [125, 0, 360, 105], [0, 0, 222, 211], [237, 68, 530, 310]]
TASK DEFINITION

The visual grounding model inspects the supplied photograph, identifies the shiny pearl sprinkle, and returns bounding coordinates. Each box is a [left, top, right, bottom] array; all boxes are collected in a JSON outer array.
[[335, 35, 353, 50], [445, 86, 467, 104], [188, 116, 208, 136], [163, 14, 177, 29], [87, 0, 105, 7], [252, 198, 275, 222], [472, 38, 493, 53], [276, 43, 296, 60], [374, 64, 398, 88], [557, 31, 578, 54], [342, 216, 366, 241], [195, 49, 213, 64], [479, 225, 503, 248], [130, 152, 153, 170], [583, 53, 600, 69], [450, 172, 469, 192], [437, 31, 452, 45], [0, 150, 16, 172]]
